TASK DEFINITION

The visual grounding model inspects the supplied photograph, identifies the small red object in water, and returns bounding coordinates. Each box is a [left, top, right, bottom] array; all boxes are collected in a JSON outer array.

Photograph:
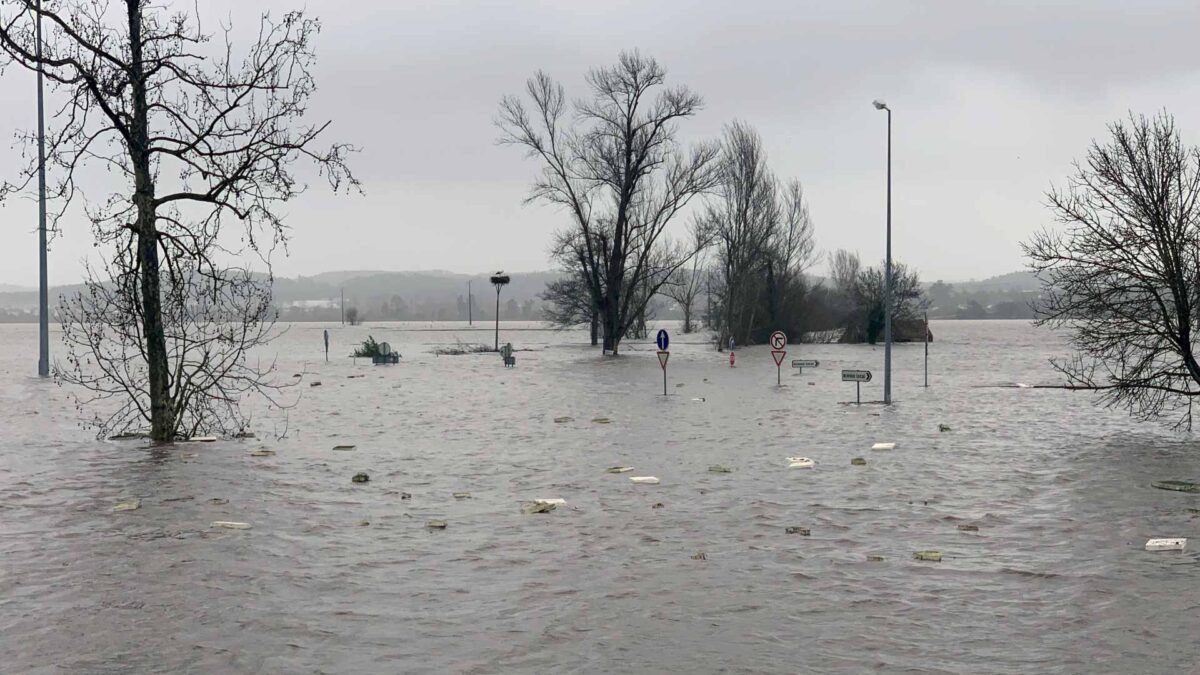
[[729, 351, 735, 367]]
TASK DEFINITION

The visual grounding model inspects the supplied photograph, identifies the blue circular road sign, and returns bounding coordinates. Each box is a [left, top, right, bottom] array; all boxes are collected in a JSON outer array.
[[656, 329, 669, 351]]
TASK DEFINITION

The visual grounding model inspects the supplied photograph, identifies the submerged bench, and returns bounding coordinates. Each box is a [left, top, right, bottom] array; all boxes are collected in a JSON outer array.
[[372, 341, 400, 365]]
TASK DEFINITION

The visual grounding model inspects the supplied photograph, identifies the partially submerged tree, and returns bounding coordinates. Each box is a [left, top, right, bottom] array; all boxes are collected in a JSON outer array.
[[704, 122, 816, 345], [498, 51, 718, 355], [0, 1, 357, 440], [829, 249, 925, 344], [1026, 112, 1200, 429]]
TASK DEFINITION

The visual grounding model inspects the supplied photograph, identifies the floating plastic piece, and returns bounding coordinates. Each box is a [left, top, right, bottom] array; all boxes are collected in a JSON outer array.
[[913, 550, 942, 561], [606, 466, 634, 474], [630, 476, 660, 485], [208, 498, 229, 505], [708, 464, 733, 473], [189, 436, 217, 443], [332, 445, 356, 451], [957, 524, 979, 532], [1145, 538, 1187, 551], [591, 417, 612, 424], [787, 457, 815, 469], [351, 472, 370, 483], [871, 443, 896, 451], [211, 521, 250, 530], [850, 457, 866, 466], [553, 416, 573, 423], [453, 492, 471, 499], [1151, 480, 1200, 493], [109, 431, 150, 440], [534, 498, 566, 506], [786, 526, 810, 536], [309, 381, 322, 387], [691, 397, 706, 402], [938, 424, 951, 432], [112, 499, 141, 512], [866, 554, 885, 562], [426, 520, 448, 529], [249, 449, 275, 457], [691, 551, 707, 560]]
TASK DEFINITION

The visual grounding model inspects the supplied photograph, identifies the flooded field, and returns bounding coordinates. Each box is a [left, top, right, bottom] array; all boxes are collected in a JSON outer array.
[[1, 320, 1198, 673]]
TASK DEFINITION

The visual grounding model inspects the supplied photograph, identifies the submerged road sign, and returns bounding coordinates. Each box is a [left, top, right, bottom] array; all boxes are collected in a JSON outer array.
[[769, 330, 787, 350], [771, 350, 787, 367], [792, 359, 819, 368], [842, 369, 872, 382], [657, 350, 670, 396], [656, 329, 670, 351]]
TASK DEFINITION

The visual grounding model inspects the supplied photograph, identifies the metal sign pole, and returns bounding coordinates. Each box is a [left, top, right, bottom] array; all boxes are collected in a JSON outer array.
[[857, 381, 861, 405], [924, 312, 929, 388], [663, 363, 667, 396]]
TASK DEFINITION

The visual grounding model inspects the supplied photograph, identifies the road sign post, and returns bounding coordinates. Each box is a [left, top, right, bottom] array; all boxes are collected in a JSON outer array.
[[323, 329, 329, 363], [842, 369, 872, 405], [656, 329, 670, 396], [770, 330, 787, 386]]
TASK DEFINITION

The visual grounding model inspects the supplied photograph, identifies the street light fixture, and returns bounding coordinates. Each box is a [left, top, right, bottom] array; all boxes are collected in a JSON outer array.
[[873, 98, 892, 405]]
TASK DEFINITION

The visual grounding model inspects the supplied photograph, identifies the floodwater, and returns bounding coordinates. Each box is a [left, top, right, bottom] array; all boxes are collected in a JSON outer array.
[[1, 320, 1198, 674]]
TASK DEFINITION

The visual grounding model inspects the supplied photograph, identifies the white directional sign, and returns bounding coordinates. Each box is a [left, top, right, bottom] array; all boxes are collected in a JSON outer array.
[[842, 369, 872, 382], [791, 359, 819, 368], [769, 330, 787, 350]]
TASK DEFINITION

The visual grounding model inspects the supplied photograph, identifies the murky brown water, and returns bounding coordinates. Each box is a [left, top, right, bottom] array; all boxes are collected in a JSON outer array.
[[2, 320, 1198, 673]]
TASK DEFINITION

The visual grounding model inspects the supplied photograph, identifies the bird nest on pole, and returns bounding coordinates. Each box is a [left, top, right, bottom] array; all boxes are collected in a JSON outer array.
[[490, 274, 510, 287]]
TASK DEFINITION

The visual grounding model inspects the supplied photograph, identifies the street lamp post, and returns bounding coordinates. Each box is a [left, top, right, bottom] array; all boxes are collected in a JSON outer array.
[[36, 0, 49, 378], [490, 272, 510, 351], [873, 99, 892, 405]]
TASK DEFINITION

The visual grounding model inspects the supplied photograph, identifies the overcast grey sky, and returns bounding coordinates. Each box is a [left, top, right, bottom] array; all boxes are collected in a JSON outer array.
[[3, 0, 1200, 286]]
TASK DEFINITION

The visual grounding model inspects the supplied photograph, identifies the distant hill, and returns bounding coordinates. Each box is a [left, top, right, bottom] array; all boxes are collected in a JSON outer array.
[[946, 270, 1040, 294]]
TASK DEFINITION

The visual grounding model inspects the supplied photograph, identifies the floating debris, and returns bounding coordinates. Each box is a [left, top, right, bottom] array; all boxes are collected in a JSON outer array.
[[787, 457, 815, 469], [522, 501, 556, 514], [708, 464, 733, 473], [606, 466, 634, 474], [108, 431, 150, 440], [652, 502, 665, 509], [850, 457, 867, 466], [591, 417, 612, 424], [399, 492, 412, 500], [249, 449, 275, 457], [351, 472, 370, 483], [866, 554, 885, 562], [553, 416, 573, 423], [938, 424, 952, 432], [691, 551, 707, 561], [785, 526, 810, 536], [691, 397, 706, 402], [452, 492, 471, 500], [957, 524, 979, 533], [1151, 480, 1200, 493], [189, 436, 217, 443], [675, 383, 685, 388], [347, 374, 365, 379], [208, 498, 229, 506], [358, 520, 370, 527], [630, 476, 660, 485], [871, 442, 896, 451], [426, 520, 448, 529], [112, 499, 141, 512], [913, 550, 943, 562], [211, 521, 251, 530], [533, 498, 566, 506], [292, 373, 302, 378], [332, 445, 356, 451], [309, 381, 322, 387], [234, 431, 256, 439], [1145, 538, 1187, 552]]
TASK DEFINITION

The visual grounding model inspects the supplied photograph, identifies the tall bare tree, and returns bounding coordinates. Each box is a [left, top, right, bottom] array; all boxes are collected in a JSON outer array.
[[704, 121, 815, 345], [498, 51, 718, 355], [1025, 112, 1200, 429], [663, 228, 710, 333], [0, 1, 357, 440]]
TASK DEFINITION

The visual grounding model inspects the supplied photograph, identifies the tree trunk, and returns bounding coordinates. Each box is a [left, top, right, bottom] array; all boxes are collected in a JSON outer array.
[[128, 1, 174, 442], [590, 308, 599, 346]]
